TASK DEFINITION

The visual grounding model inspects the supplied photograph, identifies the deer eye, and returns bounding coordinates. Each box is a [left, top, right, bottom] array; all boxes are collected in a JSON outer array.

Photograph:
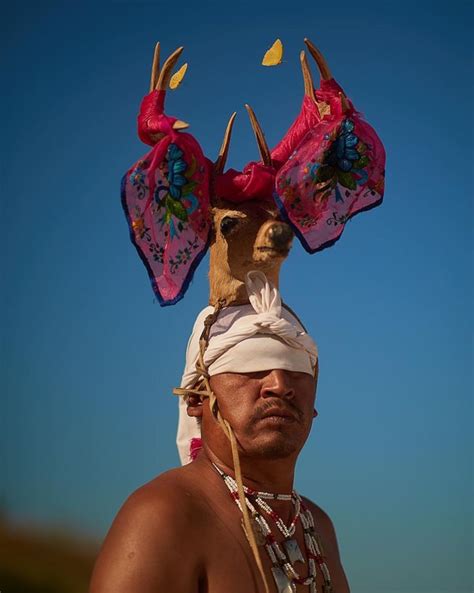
[[220, 216, 239, 236]]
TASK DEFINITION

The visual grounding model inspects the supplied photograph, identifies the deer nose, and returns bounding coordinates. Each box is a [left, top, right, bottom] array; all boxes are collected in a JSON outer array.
[[267, 223, 293, 249]]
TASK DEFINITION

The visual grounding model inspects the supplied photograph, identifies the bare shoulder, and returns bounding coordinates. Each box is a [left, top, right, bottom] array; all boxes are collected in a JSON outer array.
[[301, 497, 351, 593], [302, 498, 338, 540], [89, 467, 206, 593]]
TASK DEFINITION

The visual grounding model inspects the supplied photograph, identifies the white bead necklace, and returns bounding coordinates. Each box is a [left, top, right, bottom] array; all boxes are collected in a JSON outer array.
[[212, 464, 300, 538], [255, 495, 301, 539], [212, 462, 333, 593]]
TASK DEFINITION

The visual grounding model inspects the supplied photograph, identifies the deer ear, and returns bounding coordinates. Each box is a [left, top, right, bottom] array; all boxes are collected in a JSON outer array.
[[122, 132, 211, 305], [274, 85, 386, 253]]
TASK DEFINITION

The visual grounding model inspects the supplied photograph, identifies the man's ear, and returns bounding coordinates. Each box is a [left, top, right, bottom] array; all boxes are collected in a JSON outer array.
[[314, 359, 319, 394], [186, 394, 204, 418]]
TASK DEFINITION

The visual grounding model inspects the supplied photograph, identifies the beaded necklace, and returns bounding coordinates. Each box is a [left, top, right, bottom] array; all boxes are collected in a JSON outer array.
[[212, 463, 333, 593]]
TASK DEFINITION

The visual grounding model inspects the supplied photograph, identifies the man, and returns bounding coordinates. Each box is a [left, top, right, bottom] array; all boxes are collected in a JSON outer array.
[[89, 273, 350, 592]]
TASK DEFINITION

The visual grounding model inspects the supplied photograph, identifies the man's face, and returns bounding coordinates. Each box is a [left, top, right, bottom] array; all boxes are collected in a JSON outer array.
[[204, 367, 317, 460]]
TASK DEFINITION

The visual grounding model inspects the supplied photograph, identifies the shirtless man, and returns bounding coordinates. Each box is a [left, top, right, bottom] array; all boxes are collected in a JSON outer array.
[[89, 365, 350, 592]]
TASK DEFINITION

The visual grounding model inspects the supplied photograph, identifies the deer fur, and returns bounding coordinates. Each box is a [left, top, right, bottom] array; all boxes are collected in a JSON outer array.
[[208, 199, 293, 306]]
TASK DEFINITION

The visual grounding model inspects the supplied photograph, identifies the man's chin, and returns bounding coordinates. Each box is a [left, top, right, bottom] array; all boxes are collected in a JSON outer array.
[[245, 436, 302, 460], [256, 446, 298, 459]]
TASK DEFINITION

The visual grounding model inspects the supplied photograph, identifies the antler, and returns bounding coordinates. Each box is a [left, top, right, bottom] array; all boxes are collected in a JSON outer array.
[[144, 43, 190, 132], [271, 38, 353, 167], [300, 50, 314, 98], [215, 112, 237, 175], [245, 104, 272, 166], [213, 107, 275, 202], [340, 92, 350, 114], [156, 45, 184, 90], [303, 38, 332, 81], [302, 38, 350, 115], [149, 41, 161, 92], [214, 106, 272, 179]]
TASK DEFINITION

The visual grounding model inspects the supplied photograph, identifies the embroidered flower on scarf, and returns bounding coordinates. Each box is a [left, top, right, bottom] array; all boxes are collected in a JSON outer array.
[[150, 143, 201, 241], [129, 165, 147, 199], [309, 118, 371, 203], [166, 144, 188, 199], [326, 118, 360, 172]]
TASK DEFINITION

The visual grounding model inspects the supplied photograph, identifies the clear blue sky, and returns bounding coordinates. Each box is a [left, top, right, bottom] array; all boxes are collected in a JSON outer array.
[[2, 1, 472, 592]]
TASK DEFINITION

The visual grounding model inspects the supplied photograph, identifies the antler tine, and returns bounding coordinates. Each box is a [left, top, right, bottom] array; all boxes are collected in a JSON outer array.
[[215, 111, 237, 175], [340, 93, 350, 113], [300, 50, 314, 97], [156, 46, 184, 90], [244, 104, 272, 167], [149, 41, 161, 92], [303, 38, 332, 81]]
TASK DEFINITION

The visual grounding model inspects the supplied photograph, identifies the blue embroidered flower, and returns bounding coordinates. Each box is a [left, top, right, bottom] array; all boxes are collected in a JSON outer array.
[[310, 117, 372, 201], [130, 167, 145, 186], [154, 145, 204, 241], [309, 163, 321, 178], [326, 119, 360, 172], [166, 144, 188, 199], [129, 166, 147, 199]]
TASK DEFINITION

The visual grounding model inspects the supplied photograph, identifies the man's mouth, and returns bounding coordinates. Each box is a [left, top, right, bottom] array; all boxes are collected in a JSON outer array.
[[259, 407, 298, 423]]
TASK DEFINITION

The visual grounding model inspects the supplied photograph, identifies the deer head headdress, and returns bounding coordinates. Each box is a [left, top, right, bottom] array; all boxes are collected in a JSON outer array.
[[122, 39, 386, 307], [121, 40, 386, 593]]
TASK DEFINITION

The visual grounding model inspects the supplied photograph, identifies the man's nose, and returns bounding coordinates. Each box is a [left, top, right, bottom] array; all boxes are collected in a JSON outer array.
[[261, 369, 295, 399]]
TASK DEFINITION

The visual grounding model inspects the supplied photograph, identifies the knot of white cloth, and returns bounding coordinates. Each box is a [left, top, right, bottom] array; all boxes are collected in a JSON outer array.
[[246, 271, 299, 339], [203, 271, 315, 368], [254, 313, 299, 339], [176, 270, 318, 464]]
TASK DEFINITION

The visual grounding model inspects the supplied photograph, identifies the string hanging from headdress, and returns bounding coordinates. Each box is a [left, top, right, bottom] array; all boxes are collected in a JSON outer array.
[[174, 271, 320, 593]]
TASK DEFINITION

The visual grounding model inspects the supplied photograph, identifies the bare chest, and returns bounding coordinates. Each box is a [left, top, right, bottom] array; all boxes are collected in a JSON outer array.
[[198, 512, 346, 593]]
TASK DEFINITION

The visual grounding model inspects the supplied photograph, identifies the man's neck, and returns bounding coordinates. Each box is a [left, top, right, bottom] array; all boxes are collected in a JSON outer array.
[[198, 445, 298, 521]]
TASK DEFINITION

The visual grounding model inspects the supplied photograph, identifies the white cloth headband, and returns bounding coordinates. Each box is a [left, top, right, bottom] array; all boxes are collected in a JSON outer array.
[[176, 271, 318, 464]]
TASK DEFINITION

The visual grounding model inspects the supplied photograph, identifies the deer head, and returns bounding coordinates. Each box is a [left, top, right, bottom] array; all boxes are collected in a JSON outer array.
[[209, 105, 293, 306], [122, 39, 386, 306], [208, 200, 293, 306]]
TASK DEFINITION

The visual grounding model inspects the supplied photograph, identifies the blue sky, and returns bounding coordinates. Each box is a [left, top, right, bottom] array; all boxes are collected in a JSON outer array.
[[2, 1, 472, 592]]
